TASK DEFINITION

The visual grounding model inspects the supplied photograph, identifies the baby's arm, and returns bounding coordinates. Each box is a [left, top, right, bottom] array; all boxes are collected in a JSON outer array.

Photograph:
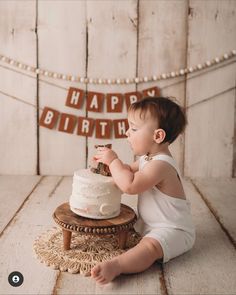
[[94, 148, 135, 188], [123, 160, 139, 173], [110, 158, 165, 194], [94, 147, 165, 194]]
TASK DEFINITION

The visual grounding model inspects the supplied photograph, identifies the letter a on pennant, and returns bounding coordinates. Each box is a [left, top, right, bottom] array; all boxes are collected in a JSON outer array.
[[39, 107, 60, 129], [113, 119, 128, 138], [58, 113, 77, 133], [66, 87, 84, 109], [87, 92, 104, 112], [95, 119, 112, 139]]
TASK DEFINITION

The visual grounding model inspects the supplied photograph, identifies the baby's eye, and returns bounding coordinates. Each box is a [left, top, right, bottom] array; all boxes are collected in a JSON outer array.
[[131, 128, 137, 131]]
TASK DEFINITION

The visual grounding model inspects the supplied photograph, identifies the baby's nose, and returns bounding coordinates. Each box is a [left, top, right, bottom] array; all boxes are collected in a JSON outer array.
[[125, 129, 129, 137]]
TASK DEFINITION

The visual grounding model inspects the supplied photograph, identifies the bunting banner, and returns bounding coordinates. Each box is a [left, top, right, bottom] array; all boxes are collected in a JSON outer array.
[[39, 86, 160, 139]]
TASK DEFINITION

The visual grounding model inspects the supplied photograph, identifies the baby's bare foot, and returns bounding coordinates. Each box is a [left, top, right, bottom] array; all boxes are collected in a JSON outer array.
[[91, 258, 121, 284]]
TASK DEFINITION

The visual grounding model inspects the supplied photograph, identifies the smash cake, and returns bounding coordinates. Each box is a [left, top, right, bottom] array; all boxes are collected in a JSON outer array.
[[69, 145, 122, 219]]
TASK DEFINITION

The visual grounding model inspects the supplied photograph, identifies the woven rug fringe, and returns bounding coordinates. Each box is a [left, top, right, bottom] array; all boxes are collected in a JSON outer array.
[[33, 228, 141, 276]]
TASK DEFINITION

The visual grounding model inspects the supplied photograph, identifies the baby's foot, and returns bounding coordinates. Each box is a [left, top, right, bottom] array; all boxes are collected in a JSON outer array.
[[91, 258, 121, 284]]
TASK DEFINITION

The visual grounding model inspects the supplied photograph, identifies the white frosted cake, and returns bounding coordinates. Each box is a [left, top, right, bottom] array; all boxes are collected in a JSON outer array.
[[69, 169, 122, 219]]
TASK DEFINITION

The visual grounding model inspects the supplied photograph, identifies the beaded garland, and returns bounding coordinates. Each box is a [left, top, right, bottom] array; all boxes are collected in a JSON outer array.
[[0, 49, 235, 85]]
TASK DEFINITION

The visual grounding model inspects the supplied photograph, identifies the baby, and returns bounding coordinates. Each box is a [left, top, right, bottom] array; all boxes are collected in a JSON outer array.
[[91, 96, 195, 284]]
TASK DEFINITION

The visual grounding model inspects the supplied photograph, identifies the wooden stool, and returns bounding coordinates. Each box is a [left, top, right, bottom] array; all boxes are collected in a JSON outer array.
[[53, 202, 137, 250]]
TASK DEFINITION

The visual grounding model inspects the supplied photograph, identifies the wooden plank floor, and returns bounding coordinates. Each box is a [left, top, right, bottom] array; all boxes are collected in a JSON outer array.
[[0, 176, 235, 294]]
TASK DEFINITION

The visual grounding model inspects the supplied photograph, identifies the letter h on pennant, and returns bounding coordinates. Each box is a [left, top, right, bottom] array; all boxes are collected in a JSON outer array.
[[65, 87, 84, 109], [113, 119, 128, 138]]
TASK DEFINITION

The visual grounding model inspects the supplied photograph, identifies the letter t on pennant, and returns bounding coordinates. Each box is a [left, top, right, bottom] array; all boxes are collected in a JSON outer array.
[[95, 119, 112, 139]]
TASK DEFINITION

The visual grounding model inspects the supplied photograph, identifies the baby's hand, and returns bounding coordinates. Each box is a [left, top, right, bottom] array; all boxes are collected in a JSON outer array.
[[93, 147, 118, 166]]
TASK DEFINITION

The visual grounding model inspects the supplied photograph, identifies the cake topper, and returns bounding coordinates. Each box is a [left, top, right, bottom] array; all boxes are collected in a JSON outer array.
[[91, 144, 112, 176]]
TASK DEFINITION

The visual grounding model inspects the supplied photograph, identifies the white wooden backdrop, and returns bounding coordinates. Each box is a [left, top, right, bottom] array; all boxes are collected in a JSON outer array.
[[0, 0, 235, 177]]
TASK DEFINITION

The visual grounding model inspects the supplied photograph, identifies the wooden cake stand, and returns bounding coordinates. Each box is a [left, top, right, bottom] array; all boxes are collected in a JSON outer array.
[[53, 202, 137, 250]]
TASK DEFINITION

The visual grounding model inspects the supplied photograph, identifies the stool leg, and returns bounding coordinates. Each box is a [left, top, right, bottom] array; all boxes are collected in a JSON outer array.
[[117, 231, 128, 249], [62, 229, 72, 250]]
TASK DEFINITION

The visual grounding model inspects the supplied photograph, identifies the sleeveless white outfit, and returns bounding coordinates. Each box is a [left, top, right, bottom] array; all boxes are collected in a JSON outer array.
[[134, 154, 195, 263]]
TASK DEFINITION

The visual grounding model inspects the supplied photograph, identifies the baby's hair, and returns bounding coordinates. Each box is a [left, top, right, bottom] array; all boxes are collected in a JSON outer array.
[[128, 96, 187, 144]]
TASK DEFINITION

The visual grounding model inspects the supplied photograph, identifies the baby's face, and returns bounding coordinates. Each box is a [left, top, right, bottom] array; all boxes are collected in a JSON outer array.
[[126, 110, 158, 156]]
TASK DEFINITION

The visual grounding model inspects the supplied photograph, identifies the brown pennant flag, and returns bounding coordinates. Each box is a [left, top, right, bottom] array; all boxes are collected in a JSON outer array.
[[142, 86, 160, 97], [113, 119, 128, 138], [125, 91, 142, 110], [106, 93, 123, 112], [87, 92, 104, 112], [95, 119, 112, 139], [66, 87, 84, 109], [58, 113, 77, 133], [39, 107, 60, 129], [77, 117, 95, 137]]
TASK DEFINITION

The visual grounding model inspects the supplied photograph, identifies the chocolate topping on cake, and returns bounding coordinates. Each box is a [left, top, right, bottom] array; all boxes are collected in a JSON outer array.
[[91, 144, 112, 176]]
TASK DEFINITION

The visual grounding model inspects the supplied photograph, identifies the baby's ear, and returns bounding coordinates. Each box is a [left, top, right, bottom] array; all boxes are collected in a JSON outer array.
[[153, 129, 166, 144]]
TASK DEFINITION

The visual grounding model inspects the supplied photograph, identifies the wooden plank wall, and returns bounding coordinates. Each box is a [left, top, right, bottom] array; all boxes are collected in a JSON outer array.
[[0, 0, 235, 177], [38, 1, 87, 175], [0, 1, 37, 174], [185, 0, 236, 178]]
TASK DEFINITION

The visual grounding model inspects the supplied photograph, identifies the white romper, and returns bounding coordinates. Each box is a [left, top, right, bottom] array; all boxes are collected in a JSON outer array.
[[134, 154, 195, 263]]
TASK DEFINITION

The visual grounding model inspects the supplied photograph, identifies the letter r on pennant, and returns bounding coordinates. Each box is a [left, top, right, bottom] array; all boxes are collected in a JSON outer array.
[[77, 117, 95, 137]]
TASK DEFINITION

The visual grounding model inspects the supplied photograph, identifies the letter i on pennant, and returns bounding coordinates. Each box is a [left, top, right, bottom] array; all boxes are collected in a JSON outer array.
[[58, 113, 77, 133], [39, 107, 60, 129]]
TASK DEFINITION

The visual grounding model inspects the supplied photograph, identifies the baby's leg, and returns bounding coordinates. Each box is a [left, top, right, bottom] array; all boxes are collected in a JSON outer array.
[[91, 237, 163, 284]]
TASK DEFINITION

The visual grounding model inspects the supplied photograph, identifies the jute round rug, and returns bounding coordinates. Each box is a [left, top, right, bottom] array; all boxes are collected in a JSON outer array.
[[33, 227, 141, 276]]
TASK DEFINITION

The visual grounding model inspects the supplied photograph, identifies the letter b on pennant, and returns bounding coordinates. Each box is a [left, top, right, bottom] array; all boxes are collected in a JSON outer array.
[[39, 107, 59, 129]]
